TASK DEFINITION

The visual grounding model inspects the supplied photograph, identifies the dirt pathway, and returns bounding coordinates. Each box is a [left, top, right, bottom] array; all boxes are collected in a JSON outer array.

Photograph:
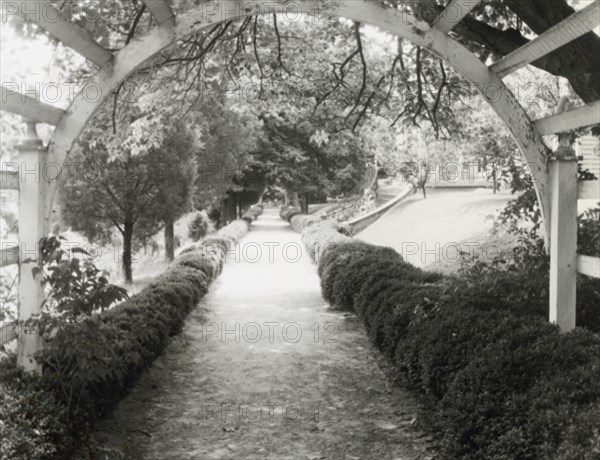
[[89, 209, 433, 460]]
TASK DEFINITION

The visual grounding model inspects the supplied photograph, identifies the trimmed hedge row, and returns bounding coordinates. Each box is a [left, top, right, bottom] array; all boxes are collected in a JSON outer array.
[[0, 219, 252, 460], [292, 219, 600, 459], [279, 205, 303, 222], [282, 212, 354, 262], [242, 203, 264, 224]]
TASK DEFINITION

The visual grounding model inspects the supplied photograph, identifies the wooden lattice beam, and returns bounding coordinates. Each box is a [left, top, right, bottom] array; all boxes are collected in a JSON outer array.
[[3, 0, 113, 68], [1, 85, 66, 125], [141, 0, 175, 26], [490, 1, 600, 78], [432, 0, 482, 34], [535, 101, 600, 136]]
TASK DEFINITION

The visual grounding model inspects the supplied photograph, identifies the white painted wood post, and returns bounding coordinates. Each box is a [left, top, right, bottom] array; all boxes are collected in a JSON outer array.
[[16, 120, 47, 372], [548, 97, 578, 332]]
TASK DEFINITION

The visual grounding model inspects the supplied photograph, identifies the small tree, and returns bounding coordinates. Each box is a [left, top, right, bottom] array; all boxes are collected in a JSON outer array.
[[463, 102, 517, 194], [60, 106, 197, 283], [152, 124, 198, 261], [190, 99, 260, 211]]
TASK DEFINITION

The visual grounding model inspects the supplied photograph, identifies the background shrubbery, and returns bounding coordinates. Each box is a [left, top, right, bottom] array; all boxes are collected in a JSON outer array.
[[279, 206, 303, 223], [242, 203, 264, 224], [188, 210, 215, 241], [0, 218, 253, 460], [290, 214, 600, 459]]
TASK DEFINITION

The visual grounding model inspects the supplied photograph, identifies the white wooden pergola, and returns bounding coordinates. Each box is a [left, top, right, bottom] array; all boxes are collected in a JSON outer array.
[[1, 0, 599, 372]]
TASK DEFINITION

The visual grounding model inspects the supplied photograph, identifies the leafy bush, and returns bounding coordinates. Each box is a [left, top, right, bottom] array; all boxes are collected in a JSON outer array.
[[289, 214, 321, 233], [578, 205, 600, 257], [188, 210, 215, 241], [279, 206, 302, 222], [242, 204, 264, 223], [292, 219, 600, 459], [439, 326, 600, 459], [216, 220, 250, 245], [0, 218, 251, 459], [301, 220, 351, 263], [448, 236, 600, 332], [0, 358, 74, 460], [36, 236, 129, 320]]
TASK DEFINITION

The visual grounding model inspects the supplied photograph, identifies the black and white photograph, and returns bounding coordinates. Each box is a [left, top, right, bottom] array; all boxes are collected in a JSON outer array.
[[0, 1, 599, 459]]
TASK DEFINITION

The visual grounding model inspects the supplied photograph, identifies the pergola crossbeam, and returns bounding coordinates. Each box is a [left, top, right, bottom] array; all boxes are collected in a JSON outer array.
[[1, 85, 66, 125], [491, 1, 600, 78], [535, 101, 600, 136], [8, 0, 113, 68], [141, 0, 175, 26], [432, 0, 481, 34]]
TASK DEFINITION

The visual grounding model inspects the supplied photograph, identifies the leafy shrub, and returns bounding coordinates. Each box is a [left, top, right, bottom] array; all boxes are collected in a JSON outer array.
[[0, 358, 74, 460], [188, 210, 215, 241], [439, 327, 600, 459], [242, 204, 264, 223], [216, 219, 250, 243], [279, 206, 303, 222], [578, 205, 600, 257], [292, 219, 600, 459], [289, 214, 321, 233], [448, 236, 600, 332], [35, 236, 129, 320], [1, 218, 251, 459], [302, 221, 351, 263], [37, 250, 219, 439]]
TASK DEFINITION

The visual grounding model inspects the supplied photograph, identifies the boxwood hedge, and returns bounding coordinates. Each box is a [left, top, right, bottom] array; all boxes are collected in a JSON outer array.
[[242, 203, 264, 224], [0, 218, 253, 460], [290, 217, 600, 459]]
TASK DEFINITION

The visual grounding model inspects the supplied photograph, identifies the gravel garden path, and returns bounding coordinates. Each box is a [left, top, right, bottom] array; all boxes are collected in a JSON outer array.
[[89, 209, 433, 460]]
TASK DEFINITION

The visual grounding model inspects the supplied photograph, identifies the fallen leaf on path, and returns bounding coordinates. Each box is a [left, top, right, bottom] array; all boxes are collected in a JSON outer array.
[[376, 421, 398, 430]]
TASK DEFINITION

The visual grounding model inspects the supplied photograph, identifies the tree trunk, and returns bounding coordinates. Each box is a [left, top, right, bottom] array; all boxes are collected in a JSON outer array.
[[421, 184, 427, 199], [289, 191, 300, 208], [164, 218, 175, 262], [236, 193, 242, 219], [492, 167, 498, 194], [122, 220, 133, 285], [301, 193, 309, 214]]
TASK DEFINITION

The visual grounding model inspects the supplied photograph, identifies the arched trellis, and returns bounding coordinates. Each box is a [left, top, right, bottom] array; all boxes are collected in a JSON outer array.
[[1, 0, 599, 371]]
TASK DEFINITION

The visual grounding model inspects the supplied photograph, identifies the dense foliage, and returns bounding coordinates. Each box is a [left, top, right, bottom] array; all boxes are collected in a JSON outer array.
[[289, 213, 600, 459], [0, 218, 254, 459], [188, 211, 215, 242], [59, 107, 200, 283]]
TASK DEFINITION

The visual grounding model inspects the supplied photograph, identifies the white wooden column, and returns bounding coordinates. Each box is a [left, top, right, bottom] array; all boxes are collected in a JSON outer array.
[[16, 120, 47, 372], [548, 97, 578, 332]]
